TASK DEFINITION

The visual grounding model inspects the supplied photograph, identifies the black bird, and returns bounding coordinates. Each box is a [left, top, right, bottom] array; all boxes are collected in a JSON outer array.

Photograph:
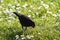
[[13, 12, 35, 29]]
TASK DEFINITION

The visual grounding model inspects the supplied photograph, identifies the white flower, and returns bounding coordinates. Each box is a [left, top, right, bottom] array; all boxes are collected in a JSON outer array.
[[22, 3, 28, 8], [40, 1, 44, 5], [36, 12, 38, 15], [40, 1, 49, 9], [21, 35, 24, 37], [16, 3, 20, 7], [38, 32, 41, 34], [42, 16, 46, 19], [4, 9, 10, 13], [8, 3, 12, 6], [8, 20, 11, 23], [38, 6, 42, 9], [16, 7, 19, 10], [47, 11, 52, 14], [57, 14, 60, 17], [53, 39, 56, 40], [9, 9, 12, 13], [43, 4, 49, 9], [21, 37, 25, 40], [45, 4, 49, 9], [0, 6, 2, 8], [9, 16, 15, 20], [0, 11, 2, 14], [50, 2, 54, 5], [50, 2, 55, 8], [15, 35, 19, 39], [21, 35, 25, 40], [30, 5, 34, 8], [4, 8, 12, 14], [28, 15, 31, 17], [30, 5, 35, 9], [52, 14, 57, 17], [0, 0, 3, 2], [54, 22, 59, 26], [58, 10, 60, 13], [47, 11, 57, 17], [0, 18, 2, 21], [12, 29, 16, 32], [12, 6, 15, 9], [26, 35, 34, 39], [26, 35, 31, 39], [28, 10, 31, 12], [30, 35, 34, 38]]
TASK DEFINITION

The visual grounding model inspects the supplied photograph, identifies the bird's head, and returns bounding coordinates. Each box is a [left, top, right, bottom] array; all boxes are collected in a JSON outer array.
[[13, 12, 22, 17], [13, 12, 18, 14], [13, 12, 15, 13], [13, 12, 18, 15]]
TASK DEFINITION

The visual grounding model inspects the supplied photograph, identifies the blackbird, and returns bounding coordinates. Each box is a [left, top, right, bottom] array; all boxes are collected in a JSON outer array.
[[13, 12, 35, 29]]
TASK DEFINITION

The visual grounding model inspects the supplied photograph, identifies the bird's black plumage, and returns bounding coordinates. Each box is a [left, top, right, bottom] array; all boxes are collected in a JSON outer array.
[[13, 12, 35, 29]]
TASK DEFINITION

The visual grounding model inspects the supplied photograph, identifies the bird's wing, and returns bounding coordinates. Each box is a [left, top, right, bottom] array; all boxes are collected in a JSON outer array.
[[21, 15, 33, 22]]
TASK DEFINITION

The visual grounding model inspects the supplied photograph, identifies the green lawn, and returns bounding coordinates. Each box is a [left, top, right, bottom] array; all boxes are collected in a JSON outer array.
[[0, 0, 60, 40]]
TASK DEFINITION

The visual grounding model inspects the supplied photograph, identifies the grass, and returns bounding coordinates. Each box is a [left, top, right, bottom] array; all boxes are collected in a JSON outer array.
[[0, 0, 60, 40]]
